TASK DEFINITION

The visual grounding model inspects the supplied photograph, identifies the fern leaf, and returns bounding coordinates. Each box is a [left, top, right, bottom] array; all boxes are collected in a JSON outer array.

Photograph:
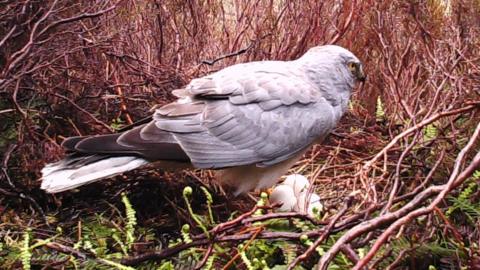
[[20, 229, 31, 270], [121, 193, 137, 250], [423, 124, 438, 141]]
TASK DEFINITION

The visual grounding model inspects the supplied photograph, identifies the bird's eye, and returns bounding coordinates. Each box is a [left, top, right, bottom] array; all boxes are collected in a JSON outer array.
[[347, 62, 357, 72]]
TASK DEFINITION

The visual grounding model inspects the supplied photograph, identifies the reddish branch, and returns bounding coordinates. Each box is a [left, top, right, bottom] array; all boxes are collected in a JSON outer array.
[[287, 196, 352, 270], [221, 226, 265, 270], [200, 34, 271, 66], [0, 144, 45, 219], [1, 2, 116, 86], [361, 103, 479, 172], [50, 93, 113, 132], [329, 0, 357, 44], [382, 131, 421, 213], [194, 243, 214, 270], [1, 1, 479, 269], [351, 122, 480, 270], [318, 122, 480, 270], [45, 242, 137, 269], [201, 42, 256, 66], [121, 229, 329, 266]]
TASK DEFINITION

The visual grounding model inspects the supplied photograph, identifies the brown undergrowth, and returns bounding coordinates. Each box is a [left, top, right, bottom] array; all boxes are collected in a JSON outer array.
[[1, 0, 479, 269]]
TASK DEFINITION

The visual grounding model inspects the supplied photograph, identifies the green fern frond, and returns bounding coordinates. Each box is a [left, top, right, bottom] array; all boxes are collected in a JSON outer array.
[[110, 118, 125, 131], [204, 254, 217, 270], [200, 186, 215, 225], [121, 192, 137, 250], [183, 186, 209, 236], [98, 258, 135, 270], [69, 255, 80, 270], [446, 180, 479, 220], [112, 233, 128, 255], [83, 239, 94, 253], [158, 261, 175, 270], [281, 242, 297, 265], [181, 224, 192, 244], [239, 244, 254, 270], [20, 229, 32, 270], [254, 192, 269, 216], [423, 124, 438, 141], [348, 100, 355, 111], [472, 170, 480, 181]]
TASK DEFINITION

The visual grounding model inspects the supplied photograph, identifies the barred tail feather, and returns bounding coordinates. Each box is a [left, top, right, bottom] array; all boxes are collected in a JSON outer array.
[[41, 155, 148, 193]]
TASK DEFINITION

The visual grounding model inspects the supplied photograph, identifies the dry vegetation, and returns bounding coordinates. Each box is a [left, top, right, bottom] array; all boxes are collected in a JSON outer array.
[[1, 0, 479, 269]]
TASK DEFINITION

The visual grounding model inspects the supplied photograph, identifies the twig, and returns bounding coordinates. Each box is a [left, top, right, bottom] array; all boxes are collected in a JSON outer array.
[[221, 226, 264, 270], [287, 196, 352, 270], [201, 34, 271, 65], [317, 186, 439, 269], [382, 131, 422, 213], [122, 228, 329, 266], [45, 242, 88, 260], [50, 92, 113, 132], [201, 43, 254, 65], [243, 211, 325, 226], [0, 144, 46, 220], [45, 242, 133, 269], [329, 0, 357, 44], [385, 249, 410, 270], [433, 207, 463, 243], [208, 205, 261, 236], [361, 103, 479, 172], [340, 244, 360, 265], [333, 150, 444, 233], [351, 122, 480, 270], [194, 243, 214, 270]]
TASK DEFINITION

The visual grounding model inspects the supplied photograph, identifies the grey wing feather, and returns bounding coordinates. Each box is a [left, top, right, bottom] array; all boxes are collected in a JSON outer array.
[[146, 61, 339, 169]]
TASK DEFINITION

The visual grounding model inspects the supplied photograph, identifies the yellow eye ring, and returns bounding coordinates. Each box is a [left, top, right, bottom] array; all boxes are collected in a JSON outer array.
[[348, 62, 357, 72]]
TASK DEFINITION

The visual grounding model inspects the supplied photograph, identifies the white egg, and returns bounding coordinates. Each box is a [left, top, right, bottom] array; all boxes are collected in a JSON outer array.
[[307, 194, 323, 217], [283, 174, 310, 197], [295, 192, 308, 212], [269, 184, 297, 212], [308, 193, 321, 204], [296, 192, 323, 218]]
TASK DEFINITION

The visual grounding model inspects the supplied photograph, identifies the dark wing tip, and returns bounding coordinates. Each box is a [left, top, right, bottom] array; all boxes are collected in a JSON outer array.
[[61, 136, 86, 151], [74, 134, 125, 153]]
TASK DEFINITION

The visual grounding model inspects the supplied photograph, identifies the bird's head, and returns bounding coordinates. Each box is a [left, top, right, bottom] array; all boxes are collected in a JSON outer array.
[[299, 45, 366, 86]]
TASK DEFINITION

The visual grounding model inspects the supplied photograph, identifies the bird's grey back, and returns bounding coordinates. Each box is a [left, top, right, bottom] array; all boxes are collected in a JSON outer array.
[[149, 46, 356, 169]]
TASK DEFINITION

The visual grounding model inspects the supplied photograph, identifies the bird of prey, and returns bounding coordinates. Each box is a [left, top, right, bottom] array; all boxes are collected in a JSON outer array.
[[41, 45, 365, 194]]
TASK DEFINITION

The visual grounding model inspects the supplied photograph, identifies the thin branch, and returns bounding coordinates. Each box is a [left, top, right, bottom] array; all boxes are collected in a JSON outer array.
[[352, 123, 480, 269], [50, 92, 113, 132], [287, 196, 352, 270], [194, 243, 214, 270], [318, 121, 480, 270], [201, 34, 271, 65], [121, 229, 327, 266], [329, 0, 357, 44], [361, 103, 479, 172]]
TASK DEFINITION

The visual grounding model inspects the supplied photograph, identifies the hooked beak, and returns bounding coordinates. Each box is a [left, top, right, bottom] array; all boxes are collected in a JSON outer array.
[[356, 64, 366, 82]]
